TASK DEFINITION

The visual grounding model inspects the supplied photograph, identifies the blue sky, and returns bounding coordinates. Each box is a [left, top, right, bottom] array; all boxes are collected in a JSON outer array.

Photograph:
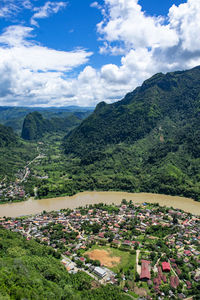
[[1, 0, 200, 107]]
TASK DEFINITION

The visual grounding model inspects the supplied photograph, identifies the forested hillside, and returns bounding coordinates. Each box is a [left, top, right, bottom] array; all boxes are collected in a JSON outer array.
[[62, 67, 200, 201], [0, 124, 18, 147], [0, 106, 93, 135], [0, 123, 37, 181], [0, 227, 124, 300], [21, 111, 86, 140]]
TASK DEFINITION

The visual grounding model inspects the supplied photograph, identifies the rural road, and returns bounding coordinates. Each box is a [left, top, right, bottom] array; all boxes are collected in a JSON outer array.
[[136, 250, 141, 275]]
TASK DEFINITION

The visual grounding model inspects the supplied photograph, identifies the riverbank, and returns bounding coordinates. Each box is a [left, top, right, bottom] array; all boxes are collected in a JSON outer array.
[[0, 191, 200, 217]]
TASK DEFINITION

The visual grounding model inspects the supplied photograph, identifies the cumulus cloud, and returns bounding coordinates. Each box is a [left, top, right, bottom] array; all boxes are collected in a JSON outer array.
[[0, 26, 92, 106], [76, 0, 200, 107], [31, 1, 67, 27], [97, 0, 178, 52], [1, 0, 200, 107], [87, 0, 200, 104]]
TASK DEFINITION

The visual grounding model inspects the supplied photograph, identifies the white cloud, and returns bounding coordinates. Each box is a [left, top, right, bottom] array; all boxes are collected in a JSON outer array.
[[1, 0, 200, 107], [0, 0, 32, 18], [97, 0, 178, 52], [85, 0, 200, 105], [169, 0, 200, 52], [72, 0, 200, 107], [0, 3, 19, 18], [31, 1, 67, 27], [0, 26, 93, 106]]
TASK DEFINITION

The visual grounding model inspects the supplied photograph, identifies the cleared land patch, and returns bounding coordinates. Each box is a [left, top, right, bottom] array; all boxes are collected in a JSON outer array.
[[85, 249, 121, 268]]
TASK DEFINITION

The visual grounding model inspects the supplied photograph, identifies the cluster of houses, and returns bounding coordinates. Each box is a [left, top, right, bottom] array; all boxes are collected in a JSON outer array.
[[140, 260, 181, 295], [0, 202, 199, 298], [0, 181, 25, 202]]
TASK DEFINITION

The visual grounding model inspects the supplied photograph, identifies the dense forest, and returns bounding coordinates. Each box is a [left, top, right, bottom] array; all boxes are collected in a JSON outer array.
[[62, 67, 200, 201], [0, 124, 36, 181], [0, 106, 93, 135], [0, 124, 18, 147], [21, 111, 92, 140], [0, 227, 125, 300], [0, 143, 37, 182]]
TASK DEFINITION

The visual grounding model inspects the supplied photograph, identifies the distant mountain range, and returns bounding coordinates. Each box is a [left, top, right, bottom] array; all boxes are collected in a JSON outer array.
[[21, 111, 90, 140], [0, 106, 93, 135], [63, 66, 200, 200], [1, 67, 200, 200]]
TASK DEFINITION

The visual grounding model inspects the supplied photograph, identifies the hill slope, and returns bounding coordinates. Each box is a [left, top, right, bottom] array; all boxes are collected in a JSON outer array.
[[0, 123, 37, 181], [0, 123, 18, 147], [0, 106, 93, 135], [63, 66, 200, 200], [21, 111, 86, 140], [64, 67, 200, 157], [0, 227, 123, 300]]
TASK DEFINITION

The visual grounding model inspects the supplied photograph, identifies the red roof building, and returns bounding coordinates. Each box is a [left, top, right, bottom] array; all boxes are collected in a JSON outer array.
[[162, 262, 171, 272], [170, 276, 179, 289], [140, 260, 151, 281], [98, 232, 105, 238], [184, 250, 192, 256], [79, 257, 85, 262], [186, 281, 192, 289]]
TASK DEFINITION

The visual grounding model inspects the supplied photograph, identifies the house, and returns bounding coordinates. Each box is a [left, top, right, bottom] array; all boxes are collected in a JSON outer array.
[[79, 257, 85, 262], [162, 262, 171, 272], [140, 260, 151, 281], [98, 232, 105, 238], [170, 276, 179, 289], [184, 250, 192, 256], [186, 281, 192, 289], [94, 266, 107, 278]]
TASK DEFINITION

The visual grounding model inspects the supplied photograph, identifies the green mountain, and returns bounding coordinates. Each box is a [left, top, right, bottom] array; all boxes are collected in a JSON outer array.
[[21, 111, 86, 140], [63, 66, 200, 201], [0, 124, 37, 181], [0, 123, 18, 147], [0, 106, 93, 135]]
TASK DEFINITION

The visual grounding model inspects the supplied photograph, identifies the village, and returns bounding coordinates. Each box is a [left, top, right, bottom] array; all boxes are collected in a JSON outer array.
[[0, 176, 26, 202], [0, 145, 45, 202], [0, 201, 200, 299]]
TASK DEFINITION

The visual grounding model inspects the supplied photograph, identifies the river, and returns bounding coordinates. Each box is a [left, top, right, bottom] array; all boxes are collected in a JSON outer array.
[[0, 192, 200, 217]]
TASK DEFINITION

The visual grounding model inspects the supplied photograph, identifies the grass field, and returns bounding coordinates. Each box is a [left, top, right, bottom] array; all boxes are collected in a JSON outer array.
[[84, 245, 136, 274]]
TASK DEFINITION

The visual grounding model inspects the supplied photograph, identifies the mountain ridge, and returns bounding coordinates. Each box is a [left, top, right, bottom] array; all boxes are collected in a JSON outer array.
[[62, 66, 200, 201], [63, 66, 200, 156], [21, 111, 90, 141]]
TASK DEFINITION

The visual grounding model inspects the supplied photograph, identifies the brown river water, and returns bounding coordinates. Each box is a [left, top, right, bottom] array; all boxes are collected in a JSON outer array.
[[0, 192, 200, 217]]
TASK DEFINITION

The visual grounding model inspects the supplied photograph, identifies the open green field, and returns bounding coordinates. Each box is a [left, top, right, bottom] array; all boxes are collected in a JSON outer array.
[[84, 245, 136, 274]]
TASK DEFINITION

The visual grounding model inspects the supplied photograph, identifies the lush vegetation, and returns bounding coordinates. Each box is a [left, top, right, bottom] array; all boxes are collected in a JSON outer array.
[[0, 226, 125, 300], [0, 106, 93, 135], [0, 124, 18, 147], [62, 67, 200, 201], [0, 124, 37, 182], [21, 111, 91, 141], [1, 67, 200, 201], [0, 141, 37, 182], [23, 129, 199, 202]]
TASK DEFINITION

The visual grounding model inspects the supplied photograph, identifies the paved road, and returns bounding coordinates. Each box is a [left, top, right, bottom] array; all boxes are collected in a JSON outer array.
[[136, 250, 141, 274], [61, 254, 99, 281]]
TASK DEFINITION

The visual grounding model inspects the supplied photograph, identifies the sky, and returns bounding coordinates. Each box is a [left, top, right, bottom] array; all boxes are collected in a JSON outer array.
[[1, 0, 200, 107]]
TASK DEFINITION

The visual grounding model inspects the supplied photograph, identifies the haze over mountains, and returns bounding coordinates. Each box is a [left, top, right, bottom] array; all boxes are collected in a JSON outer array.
[[0, 106, 93, 135], [21, 111, 91, 140]]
